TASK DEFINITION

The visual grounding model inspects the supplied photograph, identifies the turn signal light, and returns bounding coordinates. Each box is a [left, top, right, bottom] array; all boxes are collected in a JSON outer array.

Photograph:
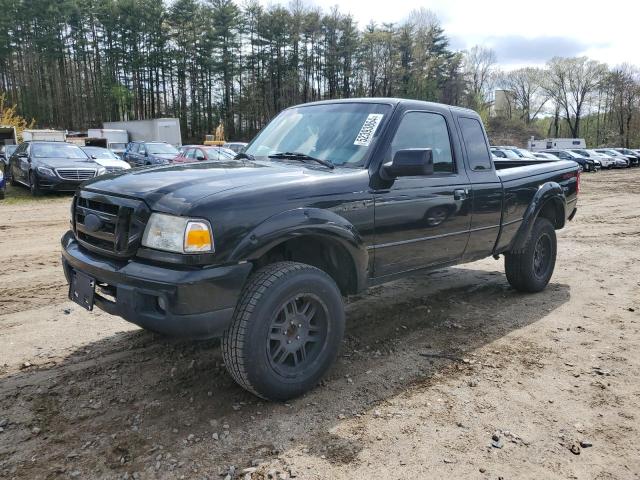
[[184, 221, 213, 252]]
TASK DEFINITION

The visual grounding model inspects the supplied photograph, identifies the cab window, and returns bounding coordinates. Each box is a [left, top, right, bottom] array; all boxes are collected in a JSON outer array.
[[459, 117, 491, 171], [390, 111, 454, 173]]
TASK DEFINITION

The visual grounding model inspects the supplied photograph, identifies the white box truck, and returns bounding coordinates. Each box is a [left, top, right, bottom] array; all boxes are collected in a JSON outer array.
[[87, 129, 129, 158], [528, 137, 586, 151], [22, 129, 66, 142], [103, 118, 182, 147]]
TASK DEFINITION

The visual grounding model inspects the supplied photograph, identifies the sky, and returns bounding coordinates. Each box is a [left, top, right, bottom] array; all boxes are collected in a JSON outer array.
[[258, 0, 639, 69]]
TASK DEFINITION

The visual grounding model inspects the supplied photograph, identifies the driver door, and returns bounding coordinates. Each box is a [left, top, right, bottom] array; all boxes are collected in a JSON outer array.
[[372, 110, 472, 278]]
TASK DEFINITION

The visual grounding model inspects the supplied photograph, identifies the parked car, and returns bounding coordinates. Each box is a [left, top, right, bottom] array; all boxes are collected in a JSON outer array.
[[578, 149, 619, 169], [493, 146, 541, 160], [0, 160, 5, 199], [1, 144, 18, 180], [490, 147, 521, 159], [1, 144, 17, 166], [541, 149, 597, 172], [533, 152, 561, 160], [173, 145, 236, 163], [612, 148, 640, 166], [62, 98, 579, 400], [9, 141, 106, 196], [123, 141, 179, 167], [81, 146, 131, 173], [222, 142, 248, 153], [593, 149, 631, 167]]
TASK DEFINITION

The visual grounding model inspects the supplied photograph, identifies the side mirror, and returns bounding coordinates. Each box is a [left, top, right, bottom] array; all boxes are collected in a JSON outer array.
[[382, 149, 434, 179], [91, 155, 98, 160], [196, 155, 206, 161]]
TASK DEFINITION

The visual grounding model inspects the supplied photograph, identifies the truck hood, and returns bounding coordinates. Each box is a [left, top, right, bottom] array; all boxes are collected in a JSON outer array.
[[81, 159, 333, 214]]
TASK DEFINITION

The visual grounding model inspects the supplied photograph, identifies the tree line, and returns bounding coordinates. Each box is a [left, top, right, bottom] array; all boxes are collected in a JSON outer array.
[[0, 0, 638, 147]]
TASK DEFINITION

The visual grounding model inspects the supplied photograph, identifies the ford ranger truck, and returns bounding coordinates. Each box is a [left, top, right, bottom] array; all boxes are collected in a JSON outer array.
[[61, 99, 579, 400]]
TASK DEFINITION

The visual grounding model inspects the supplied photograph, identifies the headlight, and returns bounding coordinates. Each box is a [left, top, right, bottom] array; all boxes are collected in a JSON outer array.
[[96, 166, 107, 176], [37, 166, 55, 176], [141, 213, 214, 254]]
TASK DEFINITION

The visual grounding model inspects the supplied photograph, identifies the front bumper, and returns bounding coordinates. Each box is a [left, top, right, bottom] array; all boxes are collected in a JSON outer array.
[[61, 231, 252, 339], [37, 174, 88, 192]]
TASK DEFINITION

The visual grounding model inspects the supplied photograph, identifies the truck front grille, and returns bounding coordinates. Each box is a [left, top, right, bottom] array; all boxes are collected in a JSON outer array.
[[73, 191, 149, 258], [56, 168, 97, 181]]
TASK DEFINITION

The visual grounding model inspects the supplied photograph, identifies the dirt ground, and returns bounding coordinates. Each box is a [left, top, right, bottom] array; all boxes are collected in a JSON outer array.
[[0, 170, 639, 480]]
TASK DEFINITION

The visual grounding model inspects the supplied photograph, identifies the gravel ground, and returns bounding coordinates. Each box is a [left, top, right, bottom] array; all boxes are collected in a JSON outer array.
[[0, 171, 639, 480]]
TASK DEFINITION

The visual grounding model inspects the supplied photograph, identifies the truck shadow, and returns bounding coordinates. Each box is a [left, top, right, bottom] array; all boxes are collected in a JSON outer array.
[[0, 265, 570, 477]]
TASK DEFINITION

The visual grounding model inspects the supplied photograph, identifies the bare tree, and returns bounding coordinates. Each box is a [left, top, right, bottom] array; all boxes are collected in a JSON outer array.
[[463, 45, 497, 111], [543, 56, 607, 138], [609, 64, 640, 147], [500, 67, 548, 124]]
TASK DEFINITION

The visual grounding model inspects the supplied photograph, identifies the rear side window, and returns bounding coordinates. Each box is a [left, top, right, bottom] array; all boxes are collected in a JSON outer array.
[[391, 111, 454, 173], [459, 117, 491, 171]]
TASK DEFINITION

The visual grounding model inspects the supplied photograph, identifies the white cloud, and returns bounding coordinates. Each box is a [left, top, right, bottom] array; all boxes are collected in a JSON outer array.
[[258, 0, 639, 67]]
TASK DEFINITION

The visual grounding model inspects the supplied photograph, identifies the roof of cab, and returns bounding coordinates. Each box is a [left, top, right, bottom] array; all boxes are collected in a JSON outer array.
[[294, 97, 479, 117]]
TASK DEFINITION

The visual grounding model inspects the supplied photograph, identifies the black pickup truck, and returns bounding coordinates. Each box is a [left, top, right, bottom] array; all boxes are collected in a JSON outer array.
[[61, 99, 579, 400]]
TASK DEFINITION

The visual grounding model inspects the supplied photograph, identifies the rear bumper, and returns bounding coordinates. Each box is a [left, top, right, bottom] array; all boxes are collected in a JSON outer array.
[[61, 231, 252, 339]]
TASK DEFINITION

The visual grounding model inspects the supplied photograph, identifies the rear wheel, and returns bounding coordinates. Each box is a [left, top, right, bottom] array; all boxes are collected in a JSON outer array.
[[222, 261, 345, 400], [505, 218, 556, 293]]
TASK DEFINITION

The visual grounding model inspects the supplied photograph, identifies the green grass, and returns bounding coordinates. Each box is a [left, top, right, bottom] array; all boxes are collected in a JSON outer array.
[[1, 183, 74, 205]]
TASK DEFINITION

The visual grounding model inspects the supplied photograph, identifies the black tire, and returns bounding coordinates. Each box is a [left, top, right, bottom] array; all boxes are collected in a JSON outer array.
[[29, 171, 41, 196], [222, 261, 345, 401], [505, 218, 556, 293], [9, 166, 18, 186]]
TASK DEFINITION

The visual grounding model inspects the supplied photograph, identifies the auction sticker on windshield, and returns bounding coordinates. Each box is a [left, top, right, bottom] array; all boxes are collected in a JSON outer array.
[[354, 114, 384, 146]]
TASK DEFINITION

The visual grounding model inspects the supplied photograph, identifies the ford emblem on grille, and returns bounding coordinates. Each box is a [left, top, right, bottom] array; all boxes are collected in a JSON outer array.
[[83, 213, 103, 232]]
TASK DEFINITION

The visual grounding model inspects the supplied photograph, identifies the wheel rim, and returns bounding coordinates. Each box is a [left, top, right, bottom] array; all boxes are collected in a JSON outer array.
[[426, 208, 447, 226], [533, 233, 552, 278], [267, 293, 329, 378]]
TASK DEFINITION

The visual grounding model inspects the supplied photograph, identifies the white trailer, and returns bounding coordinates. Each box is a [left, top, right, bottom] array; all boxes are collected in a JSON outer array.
[[103, 118, 182, 147], [528, 137, 586, 151], [22, 129, 66, 142], [87, 129, 129, 157]]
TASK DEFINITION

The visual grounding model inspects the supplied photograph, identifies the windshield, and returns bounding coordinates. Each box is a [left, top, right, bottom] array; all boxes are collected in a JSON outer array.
[[514, 149, 537, 159], [602, 149, 620, 156], [147, 143, 179, 155], [572, 149, 590, 157], [245, 102, 391, 167], [204, 147, 235, 159], [494, 148, 520, 159], [32, 143, 88, 159], [82, 147, 119, 160]]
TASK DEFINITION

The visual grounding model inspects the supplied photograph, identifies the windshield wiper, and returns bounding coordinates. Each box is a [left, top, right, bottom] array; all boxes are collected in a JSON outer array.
[[234, 152, 255, 161], [268, 152, 334, 170]]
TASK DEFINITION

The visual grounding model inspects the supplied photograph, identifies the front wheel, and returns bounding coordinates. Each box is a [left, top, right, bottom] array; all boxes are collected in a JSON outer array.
[[504, 218, 557, 293], [222, 261, 345, 401], [29, 171, 41, 196]]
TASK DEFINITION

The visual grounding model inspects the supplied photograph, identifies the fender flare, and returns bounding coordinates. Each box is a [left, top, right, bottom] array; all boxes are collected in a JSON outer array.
[[229, 208, 369, 292], [509, 182, 566, 253]]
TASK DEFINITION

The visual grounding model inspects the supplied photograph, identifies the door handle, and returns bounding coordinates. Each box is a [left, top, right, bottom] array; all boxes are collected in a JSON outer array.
[[454, 188, 469, 200]]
